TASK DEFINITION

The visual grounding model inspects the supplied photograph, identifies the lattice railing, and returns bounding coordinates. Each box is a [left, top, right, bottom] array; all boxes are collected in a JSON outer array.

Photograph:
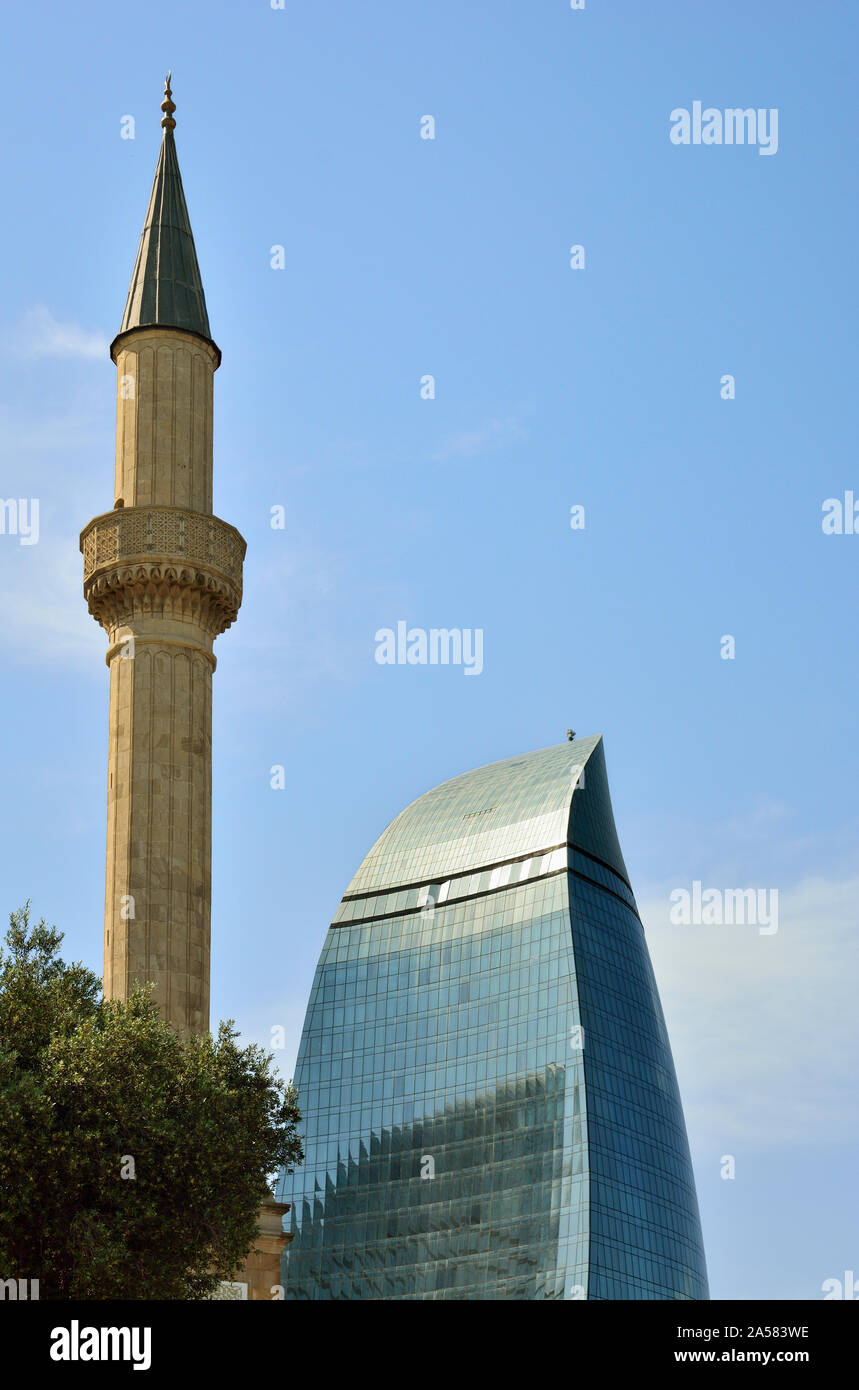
[[81, 507, 245, 583]]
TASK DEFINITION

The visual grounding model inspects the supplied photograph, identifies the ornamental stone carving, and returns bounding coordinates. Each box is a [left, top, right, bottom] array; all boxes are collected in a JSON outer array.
[[80, 505, 245, 637]]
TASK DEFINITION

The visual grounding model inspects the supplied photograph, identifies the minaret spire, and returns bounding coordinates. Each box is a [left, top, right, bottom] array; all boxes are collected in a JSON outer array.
[[116, 73, 213, 348]]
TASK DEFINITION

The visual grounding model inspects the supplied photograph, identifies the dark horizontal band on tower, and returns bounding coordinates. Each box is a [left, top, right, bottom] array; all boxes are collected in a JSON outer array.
[[330, 845, 640, 931], [338, 841, 634, 905]]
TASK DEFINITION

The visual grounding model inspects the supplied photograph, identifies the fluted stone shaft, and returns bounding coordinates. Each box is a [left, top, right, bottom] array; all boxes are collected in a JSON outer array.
[[81, 325, 244, 1035], [103, 634, 213, 1032], [113, 328, 216, 514]]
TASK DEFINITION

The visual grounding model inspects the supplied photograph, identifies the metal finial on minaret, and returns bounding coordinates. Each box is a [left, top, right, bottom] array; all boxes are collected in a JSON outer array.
[[160, 71, 176, 130]]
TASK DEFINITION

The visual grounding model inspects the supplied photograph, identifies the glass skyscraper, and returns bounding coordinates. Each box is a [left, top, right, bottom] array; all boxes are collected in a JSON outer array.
[[278, 737, 708, 1299]]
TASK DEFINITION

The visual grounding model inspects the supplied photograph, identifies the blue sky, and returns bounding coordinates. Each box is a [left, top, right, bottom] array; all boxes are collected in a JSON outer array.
[[0, 0, 856, 1300]]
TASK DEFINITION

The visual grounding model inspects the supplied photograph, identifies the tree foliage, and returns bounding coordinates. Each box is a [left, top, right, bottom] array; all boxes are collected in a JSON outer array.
[[0, 905, 303, 1299]]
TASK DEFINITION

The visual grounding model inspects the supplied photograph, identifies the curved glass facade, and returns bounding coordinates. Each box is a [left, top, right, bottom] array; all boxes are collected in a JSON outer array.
[[278, 738, 708, 1299]]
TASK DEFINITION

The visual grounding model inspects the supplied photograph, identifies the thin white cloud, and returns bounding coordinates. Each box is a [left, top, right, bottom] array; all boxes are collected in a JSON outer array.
[[3, 305, 108, 361], [0, 539, 103, 666], [431, 416, 528, 462], [642, 869, 859, 1150]]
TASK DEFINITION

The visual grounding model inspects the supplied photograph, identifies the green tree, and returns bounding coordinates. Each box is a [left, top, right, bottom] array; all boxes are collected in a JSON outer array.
[[0, 905, 303, 1299]]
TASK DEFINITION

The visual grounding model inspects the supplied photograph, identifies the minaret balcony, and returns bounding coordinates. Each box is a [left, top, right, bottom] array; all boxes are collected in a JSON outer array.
[[80, 505, 246, 639]]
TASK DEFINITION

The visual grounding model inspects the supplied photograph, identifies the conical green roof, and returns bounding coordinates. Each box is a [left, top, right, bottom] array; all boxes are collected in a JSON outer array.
[[117, 92, 212, 343]]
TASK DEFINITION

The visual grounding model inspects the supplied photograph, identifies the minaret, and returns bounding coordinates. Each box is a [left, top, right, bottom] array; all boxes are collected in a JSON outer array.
[[81, 76, 245, 1036]]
